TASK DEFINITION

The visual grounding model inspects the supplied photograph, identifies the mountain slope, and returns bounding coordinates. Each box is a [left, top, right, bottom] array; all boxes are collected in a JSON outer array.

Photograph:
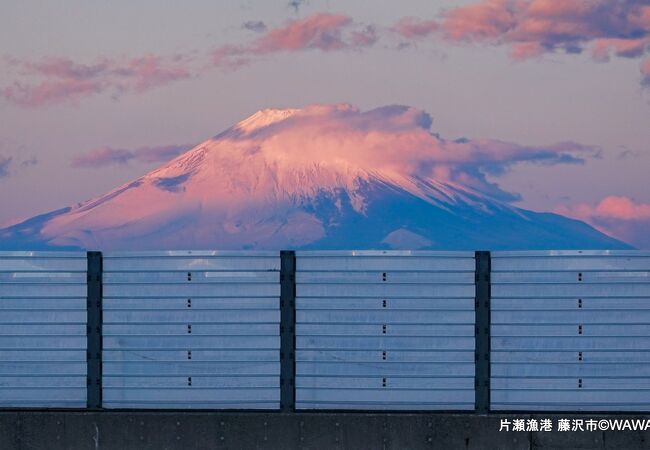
[[0, 104, 629, 250]]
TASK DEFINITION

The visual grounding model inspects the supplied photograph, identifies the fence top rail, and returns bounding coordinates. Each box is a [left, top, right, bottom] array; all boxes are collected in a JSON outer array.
[[492, 250, 650, 257], [0, 251, 86, 258], [295, 251, 476, 257], [102, 250, 280, 258]]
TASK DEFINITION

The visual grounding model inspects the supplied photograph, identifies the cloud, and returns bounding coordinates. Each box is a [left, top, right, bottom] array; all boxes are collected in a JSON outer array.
[[242, 21, 267, 33], [3, 55, 192, 107], [220, 103, 594, 202], [394, 0, 650, 63], [393, 18, 439, 39], [212, 13, 377, 68], [71, 144, 190, 168], [0, 156, 11, 178], [556, 196, 650, 248]]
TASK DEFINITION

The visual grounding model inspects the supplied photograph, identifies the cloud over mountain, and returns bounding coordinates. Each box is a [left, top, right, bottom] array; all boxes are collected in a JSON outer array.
[[556, 196, 650, 249]]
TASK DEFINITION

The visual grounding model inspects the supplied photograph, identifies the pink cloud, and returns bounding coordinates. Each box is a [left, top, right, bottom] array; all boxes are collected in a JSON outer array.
[[71, 144, 190, 168], [3, 55, 192, 107], [253, 13, 352, 53], [395, 0, 650, 64], [212, 13, 377, 68], [218, 103, 594, 202], [3, 78, 103, 107], [591, 38, 650, 62], [556, 196, 650, 248], [392, 18, 439, 39]]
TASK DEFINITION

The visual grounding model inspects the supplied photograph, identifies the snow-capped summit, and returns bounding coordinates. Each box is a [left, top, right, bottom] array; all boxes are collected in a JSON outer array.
[[0, 104, 629, 250]]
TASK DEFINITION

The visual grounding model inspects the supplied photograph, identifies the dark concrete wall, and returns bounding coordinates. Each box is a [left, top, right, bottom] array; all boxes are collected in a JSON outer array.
[[1, 412, 649, 450]]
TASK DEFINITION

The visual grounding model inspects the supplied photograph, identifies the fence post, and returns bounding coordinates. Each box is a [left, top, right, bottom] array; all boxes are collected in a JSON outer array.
[[475, 251, 491, 414], [87, 251, 103, 409], [280, 251, 296, 412]]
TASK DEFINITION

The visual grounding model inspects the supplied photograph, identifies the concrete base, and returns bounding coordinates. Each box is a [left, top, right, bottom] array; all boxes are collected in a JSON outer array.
[[0, 411, 648, 449]]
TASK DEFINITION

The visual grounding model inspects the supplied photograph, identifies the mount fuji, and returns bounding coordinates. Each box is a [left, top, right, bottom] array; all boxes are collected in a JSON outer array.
[[0, 104, 629, 250]]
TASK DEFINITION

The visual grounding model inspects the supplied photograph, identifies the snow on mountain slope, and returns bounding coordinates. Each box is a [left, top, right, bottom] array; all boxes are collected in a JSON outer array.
[[0, 104, 630, 250]]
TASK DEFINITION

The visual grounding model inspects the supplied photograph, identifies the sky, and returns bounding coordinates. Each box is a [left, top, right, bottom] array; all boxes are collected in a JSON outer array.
[[1, 0, 649, 247]]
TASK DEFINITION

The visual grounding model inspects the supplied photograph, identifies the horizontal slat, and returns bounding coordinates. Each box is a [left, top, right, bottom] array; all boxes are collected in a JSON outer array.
[[297, 256, 474, 271], [104, 255, 279, 271], [492, 324, 650, 337], [0, 350, 86, 361], [493, 271, 650, 283], [103, 297, 278, 310], [492, 298, 650, 310], [104, 324, 278, 336], [492, 284, 650, 297], [0, 298, 86, 310], [0, 389, 86, 402], [492, 363, 650, 377], [492, 337, 650, 350], [103, 388, 279, 402], [103, 350, 277, 361], [491, 390, 650, 404], [490, 403, 650, 412], [491, 378, 650, 389], [102, 401, 278, 409], [0, 336, 86, 349], [492, 255, 650, 271], [296, 298, 474, 310], [296, 324, 474, 336], [103, 336, 279, 350], [104, 310, 279, 323], [493, 311, 650, 323], [0, 362, 86, 375], [297, 310, 473, 324], [0, 324, 85, 335], [297, 284, 474, 298], [297, 362, 473, 376], [104, 272, 278, 283], [296, 350, 474, 362], [104, 284, 279, 297], [0, 285, 86, 297], [0, 257, 86, 272], [492, 351, 650, 363], [104, 362, 279, 376], [296, 377, 473, 389], [297, 336, 474, 350], [297, 272, 473, 283], [0, 273, 86, 283], [103, 376, 277, 388], [0, 377, 86, 388], [296, 402, 474, 411], [296, 389, 474, 404], [0, 311, 86, 324]]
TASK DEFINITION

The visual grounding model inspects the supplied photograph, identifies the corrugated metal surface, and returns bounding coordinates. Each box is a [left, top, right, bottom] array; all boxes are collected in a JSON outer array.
[[295, 251, 476, 410], [102, 251, 281, 409], [491, 250, 650, 412], [0, 252, 87, 408]]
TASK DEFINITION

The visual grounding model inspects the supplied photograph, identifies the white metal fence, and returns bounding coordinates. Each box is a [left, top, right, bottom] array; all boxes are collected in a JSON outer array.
[[0, 252, 88, 407], [491, 251, 650, 411], [101, 251, 281, 409], [294, 251, 477, 410]]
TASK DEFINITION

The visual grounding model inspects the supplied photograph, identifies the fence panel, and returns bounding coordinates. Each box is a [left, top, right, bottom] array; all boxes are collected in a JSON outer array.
[[295, 251, 476, 410], [102, 251, 281, 409], [0, 252, 87, 408], [491, 250, 650, 412]]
